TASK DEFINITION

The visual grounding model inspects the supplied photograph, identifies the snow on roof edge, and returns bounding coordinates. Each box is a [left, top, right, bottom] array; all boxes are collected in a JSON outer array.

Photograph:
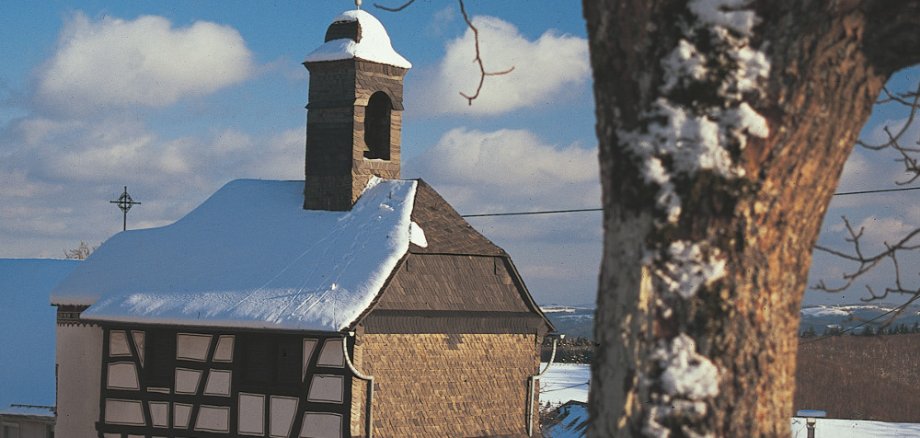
[[304, 9, 412, 69], [65, 178, 418, 332]]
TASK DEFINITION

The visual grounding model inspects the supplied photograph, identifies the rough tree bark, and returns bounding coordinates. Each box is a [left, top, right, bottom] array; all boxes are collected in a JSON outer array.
[[583, 1, 920, 437]]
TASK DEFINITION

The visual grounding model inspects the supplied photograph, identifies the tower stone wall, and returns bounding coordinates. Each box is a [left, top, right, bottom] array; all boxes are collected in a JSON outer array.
[[303, 59, 407, 211]]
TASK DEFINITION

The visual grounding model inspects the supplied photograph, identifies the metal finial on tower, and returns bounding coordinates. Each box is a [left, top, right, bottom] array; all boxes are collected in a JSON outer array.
[[355, 0, 362, 9]]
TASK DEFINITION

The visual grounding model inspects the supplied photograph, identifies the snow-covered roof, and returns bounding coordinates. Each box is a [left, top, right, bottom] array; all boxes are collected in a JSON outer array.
[[304, 10, 411, 69], [0, 405, 55, 418], [51, 178, 418, 332]]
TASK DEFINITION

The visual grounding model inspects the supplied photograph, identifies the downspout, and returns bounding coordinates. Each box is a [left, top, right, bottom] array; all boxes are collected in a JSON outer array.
[[343, 332, 374, 438], [527, 333, 563, 436]]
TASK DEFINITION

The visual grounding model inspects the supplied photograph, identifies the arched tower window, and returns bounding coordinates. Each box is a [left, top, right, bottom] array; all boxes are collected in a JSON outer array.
[[364, 92, 392, 160]]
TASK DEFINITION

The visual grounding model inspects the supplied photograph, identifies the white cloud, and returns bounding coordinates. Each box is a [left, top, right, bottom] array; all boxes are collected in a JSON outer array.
[[0, 106, 310, 259], [37, 12, 253, 114], [407, 128, 599, 213], [416, 16, 589, 115], [855, 216, 917, 251]]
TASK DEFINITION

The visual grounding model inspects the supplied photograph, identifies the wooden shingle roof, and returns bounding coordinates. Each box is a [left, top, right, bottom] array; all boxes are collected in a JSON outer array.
[[409, 179, 504, 256], [351, 180, 554, 335]]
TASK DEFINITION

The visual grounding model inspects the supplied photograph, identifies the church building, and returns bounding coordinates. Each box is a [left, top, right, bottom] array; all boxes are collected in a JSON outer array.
[[51, 9, 552, 438]]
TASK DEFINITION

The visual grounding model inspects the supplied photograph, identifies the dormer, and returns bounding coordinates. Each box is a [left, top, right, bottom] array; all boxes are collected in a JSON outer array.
[[302, 10, 411, 211]]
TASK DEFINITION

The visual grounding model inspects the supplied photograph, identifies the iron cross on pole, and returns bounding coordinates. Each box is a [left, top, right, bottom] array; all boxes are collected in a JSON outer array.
[[110, 186, 141, 231]]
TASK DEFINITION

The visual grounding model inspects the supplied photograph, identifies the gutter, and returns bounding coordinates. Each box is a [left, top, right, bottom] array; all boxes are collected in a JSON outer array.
[[343, 332, 374, 438], [527, 333, 564, 436]]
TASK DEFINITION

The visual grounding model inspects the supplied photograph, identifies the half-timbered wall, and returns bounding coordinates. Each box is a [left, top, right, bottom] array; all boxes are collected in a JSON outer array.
[[96, 328, 352, 438], [351, 333, 541, 437], [56, 306, 103, 438]]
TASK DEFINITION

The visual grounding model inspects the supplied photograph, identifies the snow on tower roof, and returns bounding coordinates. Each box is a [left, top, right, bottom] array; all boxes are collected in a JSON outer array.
[[304, 9, 412, 69], [51, 178, 418, 332]]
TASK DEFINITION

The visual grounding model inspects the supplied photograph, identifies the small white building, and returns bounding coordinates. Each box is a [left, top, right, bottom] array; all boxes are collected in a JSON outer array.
[[0, 406, 55, 438]]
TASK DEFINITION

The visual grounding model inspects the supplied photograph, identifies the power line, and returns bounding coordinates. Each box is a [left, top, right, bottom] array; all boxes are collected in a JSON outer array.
[[462, 208, 601, 218], [832, 186, 920, 196], [460, 185, 920, 218]]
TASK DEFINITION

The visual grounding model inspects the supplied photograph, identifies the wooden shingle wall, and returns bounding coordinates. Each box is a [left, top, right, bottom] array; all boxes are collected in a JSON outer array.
[[352, 333, 541, 437]]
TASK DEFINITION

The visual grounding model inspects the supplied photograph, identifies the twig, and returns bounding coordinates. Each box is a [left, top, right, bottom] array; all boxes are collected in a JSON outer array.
[[813, 215, 920, 323], [373, 0, 416, 12], [857, 81, 920, 184], [456, 0, 514, 105], [373, 0, 515, 105]]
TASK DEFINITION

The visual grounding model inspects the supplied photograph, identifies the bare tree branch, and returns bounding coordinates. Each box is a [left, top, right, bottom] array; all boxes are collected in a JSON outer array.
[[814, 78, 920, 328], [813, 214, 920, 329], [373, 0, 515, 105], [373, 0, 416, 12], [857, 81, 920, 184], [456, 0, 514, 106]]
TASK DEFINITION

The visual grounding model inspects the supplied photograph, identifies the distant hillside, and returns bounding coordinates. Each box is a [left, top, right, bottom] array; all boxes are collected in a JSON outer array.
[[542, 306, 594, 340], [540, 303, 920, 340], [799, 304, 920, 335]]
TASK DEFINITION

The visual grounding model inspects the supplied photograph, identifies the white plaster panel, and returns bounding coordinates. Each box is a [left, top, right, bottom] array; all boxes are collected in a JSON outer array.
[[204, 369, 232, 396], [129, 435, 144, 438], [104, 399, 144, 425], [107, 362, 140, 390], [195, 405, 230, 432], [175, 368, 202, 394], [238, 393, 265, 436], [300, 413, 342, 438], [317, 339, 344, 368], [173, 403, 192, 429], [147, 387, 170, 394], [56, 324, 103, 438], [150, 401, 169, 427], [176, 333, 211, 361], [270, 396, 298, 437], [213, 335, 234, 362], [109, 330, 131, 356], [132, 331, 145, 365], [104, 434, 120, 438], [307, 375, 344, 403], [302, 338, 318, 380]]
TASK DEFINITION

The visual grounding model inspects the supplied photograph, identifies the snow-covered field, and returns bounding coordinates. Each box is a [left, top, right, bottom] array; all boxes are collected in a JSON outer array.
[[790, 417, 920, 437], [540, 362, 920, 437], [539, 362, 590, 406]]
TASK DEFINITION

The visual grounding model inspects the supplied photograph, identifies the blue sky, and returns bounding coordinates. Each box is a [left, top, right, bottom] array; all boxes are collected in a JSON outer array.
[[0, 1, 917, 306]]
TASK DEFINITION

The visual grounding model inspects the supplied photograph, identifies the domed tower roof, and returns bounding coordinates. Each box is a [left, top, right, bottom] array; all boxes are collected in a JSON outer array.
[[305, 10, 411, 69]]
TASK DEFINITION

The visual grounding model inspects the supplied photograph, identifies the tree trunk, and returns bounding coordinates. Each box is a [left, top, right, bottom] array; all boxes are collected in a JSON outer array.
[[583, 1, 920, 436]]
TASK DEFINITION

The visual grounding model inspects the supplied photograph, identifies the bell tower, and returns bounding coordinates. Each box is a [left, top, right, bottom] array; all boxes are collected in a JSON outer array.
[[303, 10, 411, 211]]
